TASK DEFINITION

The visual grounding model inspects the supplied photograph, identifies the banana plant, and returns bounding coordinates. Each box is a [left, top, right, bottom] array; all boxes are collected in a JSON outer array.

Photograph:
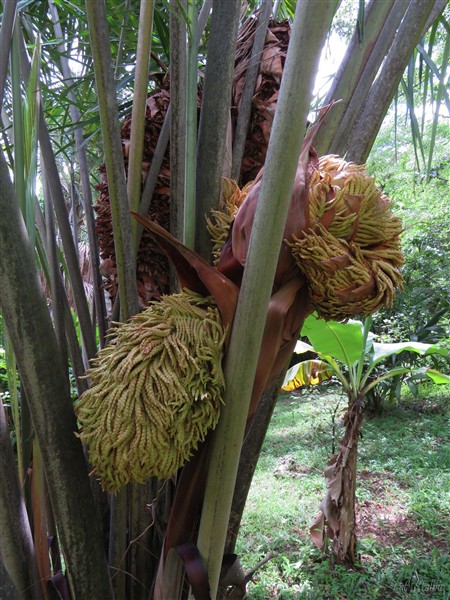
[[283, 312, 450, 563]]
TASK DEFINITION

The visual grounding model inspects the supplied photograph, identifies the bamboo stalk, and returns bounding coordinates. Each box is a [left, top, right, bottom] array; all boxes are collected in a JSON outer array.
[[195, 2, 335, 596]]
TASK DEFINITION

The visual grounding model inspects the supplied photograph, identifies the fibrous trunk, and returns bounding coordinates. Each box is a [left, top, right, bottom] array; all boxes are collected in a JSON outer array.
[[333, 401, 364, 562], [311, 396, 364, 563]]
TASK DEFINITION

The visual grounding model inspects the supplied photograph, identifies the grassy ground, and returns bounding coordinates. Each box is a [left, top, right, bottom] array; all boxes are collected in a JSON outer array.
[[236, 384, 450, 599]]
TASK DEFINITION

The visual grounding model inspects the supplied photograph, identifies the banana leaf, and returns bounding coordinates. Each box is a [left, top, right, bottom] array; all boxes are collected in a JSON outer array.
[[301, 313, 364, 366], [370, 340, 449, 365], [282, 359, 335, 391]]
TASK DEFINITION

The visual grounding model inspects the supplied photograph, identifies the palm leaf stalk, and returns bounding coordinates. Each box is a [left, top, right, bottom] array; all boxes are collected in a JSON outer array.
[[85, 0, 140, 322], [138, 0, 211, 256], [84, 3, 143, 595], [424, 30, 450, 179], [0, 403, 43, 600], [33, 197, 89, 397], [183, 0, 198, 249], [169, 0, 187, 248], [114, 0, 133, 77], [324, 0, 407, 157], [194, 0, 241, 260], [0, 0, 17, 113], [128, 0, 155, 249], [346, 0, 447, 164], [137, 0, 211, 231], [30, 438, 53, 596], [225, 374, 284, 554], [22, 37, 40, 250], [400, 73, 426, 172], [230, 0, 273, 180], [11, 22, 26, 219], [47, 0, 108, 345], [195, 2, 335, 596], [0, 150, 114, 600], [313, 0, 399, 156], [6, 15, 28, 489], [17, 29, 98, 362], [133, 0, 198, 568], [122, 7, 162, 589], [95, 0, 211, 311], [8, 27, 43, 520], [42, 171, 69, 377], [36, 199, 88, 395]]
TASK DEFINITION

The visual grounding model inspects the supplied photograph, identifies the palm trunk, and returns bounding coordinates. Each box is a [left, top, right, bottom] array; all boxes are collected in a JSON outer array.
[[0, 150, 114, 600]]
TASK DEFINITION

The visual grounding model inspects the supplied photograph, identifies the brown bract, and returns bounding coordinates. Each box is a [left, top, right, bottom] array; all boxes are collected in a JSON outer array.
[[233, 20, 291, 184]]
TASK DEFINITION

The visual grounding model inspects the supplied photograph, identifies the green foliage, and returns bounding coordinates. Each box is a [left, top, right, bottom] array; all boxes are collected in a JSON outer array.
[[367, 104, 450, 401], [237, 390, 450, 599], [283, 314, 450, 404], [0, 346, 8, 393]]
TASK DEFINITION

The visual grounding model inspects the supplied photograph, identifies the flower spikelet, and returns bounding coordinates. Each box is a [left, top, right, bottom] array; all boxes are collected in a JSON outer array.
[[289, 155, 404, 320], [206, 178, 252, 265], [76, 290, 226, 492]]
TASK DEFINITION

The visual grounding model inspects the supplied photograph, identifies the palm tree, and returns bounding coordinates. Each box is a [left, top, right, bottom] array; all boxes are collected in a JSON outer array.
[[0, 0, 448, 598]]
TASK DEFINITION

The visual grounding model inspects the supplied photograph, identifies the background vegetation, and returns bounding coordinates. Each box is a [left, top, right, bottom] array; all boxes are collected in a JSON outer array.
[[238, 385, 450, 599], [0, 0, 449, 598]]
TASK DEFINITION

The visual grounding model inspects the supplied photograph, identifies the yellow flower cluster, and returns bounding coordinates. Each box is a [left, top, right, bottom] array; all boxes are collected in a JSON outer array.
[[206, 178, 252, 265], [76, 290, 226, 492], [288, 155, 404, 320]]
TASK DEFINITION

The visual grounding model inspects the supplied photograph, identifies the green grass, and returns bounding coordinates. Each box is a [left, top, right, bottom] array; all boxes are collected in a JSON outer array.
[[236, 384, 450, 599]]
